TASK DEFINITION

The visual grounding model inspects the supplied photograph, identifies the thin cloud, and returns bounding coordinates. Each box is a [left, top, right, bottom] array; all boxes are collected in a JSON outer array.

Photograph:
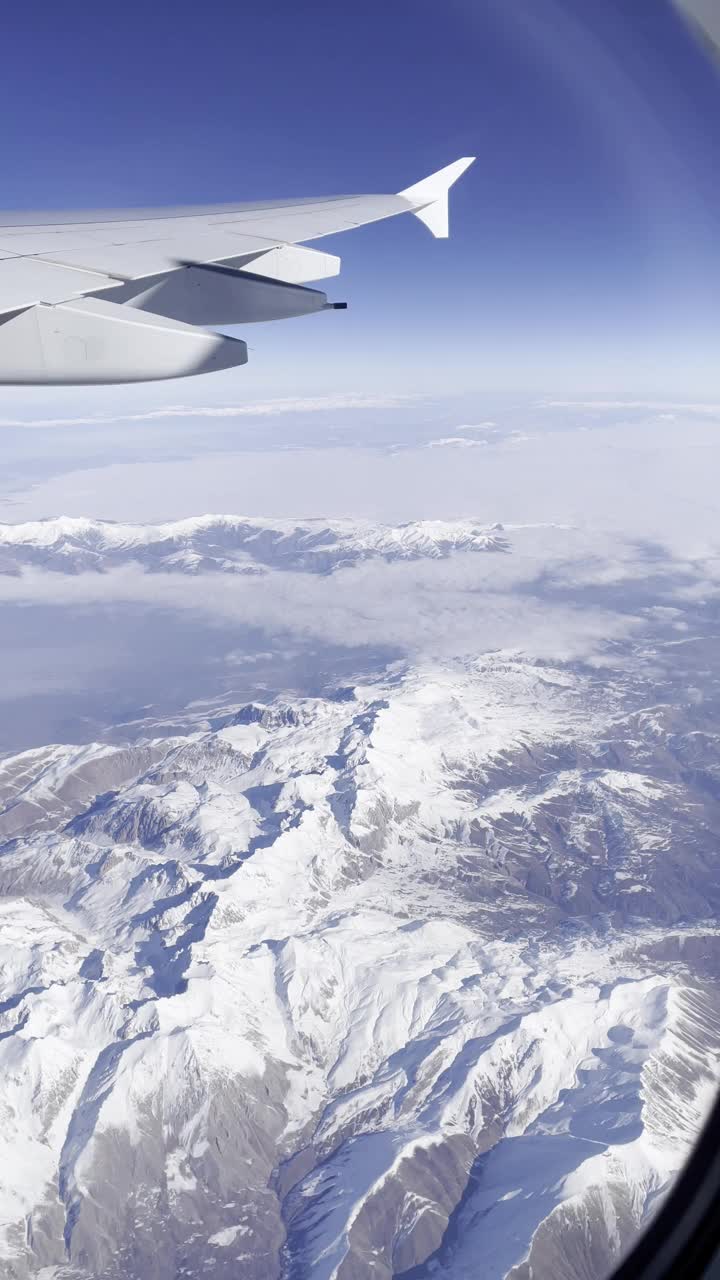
[[0, 392, 422, 431], [540, 399, 720, 416], [425, 437, 487, 449], [455, 422, 498, 430]]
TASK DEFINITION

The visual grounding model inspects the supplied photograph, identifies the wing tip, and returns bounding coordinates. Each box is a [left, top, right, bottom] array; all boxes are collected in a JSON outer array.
[[399, 156, 475, 238]]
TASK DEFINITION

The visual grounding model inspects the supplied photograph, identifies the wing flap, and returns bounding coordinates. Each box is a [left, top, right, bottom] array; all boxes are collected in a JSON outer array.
[[0, 256, 118, 311], [222, 244, 341, 283]]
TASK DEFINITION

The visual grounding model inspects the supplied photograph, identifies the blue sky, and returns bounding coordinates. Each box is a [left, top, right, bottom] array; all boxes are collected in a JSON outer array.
[[2, 0, 720, 400]]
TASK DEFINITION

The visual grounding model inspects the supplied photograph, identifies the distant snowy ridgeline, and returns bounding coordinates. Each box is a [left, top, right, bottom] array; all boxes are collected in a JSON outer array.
[[0, 514, 509, 575]]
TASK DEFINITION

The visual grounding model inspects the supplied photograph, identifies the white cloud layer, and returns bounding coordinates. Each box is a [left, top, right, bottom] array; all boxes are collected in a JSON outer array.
[[0, 542, 670, 666], [0, 392, 420, 431]]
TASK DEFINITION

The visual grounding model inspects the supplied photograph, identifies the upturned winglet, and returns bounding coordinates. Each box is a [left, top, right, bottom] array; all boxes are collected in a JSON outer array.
[[399, 157, 475, 238]]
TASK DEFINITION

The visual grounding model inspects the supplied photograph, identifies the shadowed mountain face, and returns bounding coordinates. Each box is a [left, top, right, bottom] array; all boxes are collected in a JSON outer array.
[[1, 641, 720, 1280]]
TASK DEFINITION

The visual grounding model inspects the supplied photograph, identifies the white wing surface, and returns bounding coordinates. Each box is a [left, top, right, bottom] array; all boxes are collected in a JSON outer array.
[[0, 157, 474, 385]]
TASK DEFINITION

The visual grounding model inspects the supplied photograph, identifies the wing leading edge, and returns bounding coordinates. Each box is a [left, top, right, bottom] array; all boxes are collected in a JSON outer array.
[[0, 157, 474, 385]]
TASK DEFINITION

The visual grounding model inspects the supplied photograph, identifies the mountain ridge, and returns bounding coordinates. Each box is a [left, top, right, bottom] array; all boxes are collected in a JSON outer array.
[[0, 515, 511, 577]]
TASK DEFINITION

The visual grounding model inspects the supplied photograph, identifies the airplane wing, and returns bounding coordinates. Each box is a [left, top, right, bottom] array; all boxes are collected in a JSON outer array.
[[0, 157, 474, 385]]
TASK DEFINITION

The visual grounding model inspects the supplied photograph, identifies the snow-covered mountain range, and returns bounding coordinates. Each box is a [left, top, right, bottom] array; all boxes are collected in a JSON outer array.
[[2, 646, 720, 1279], [0, 515, 509, 577]]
